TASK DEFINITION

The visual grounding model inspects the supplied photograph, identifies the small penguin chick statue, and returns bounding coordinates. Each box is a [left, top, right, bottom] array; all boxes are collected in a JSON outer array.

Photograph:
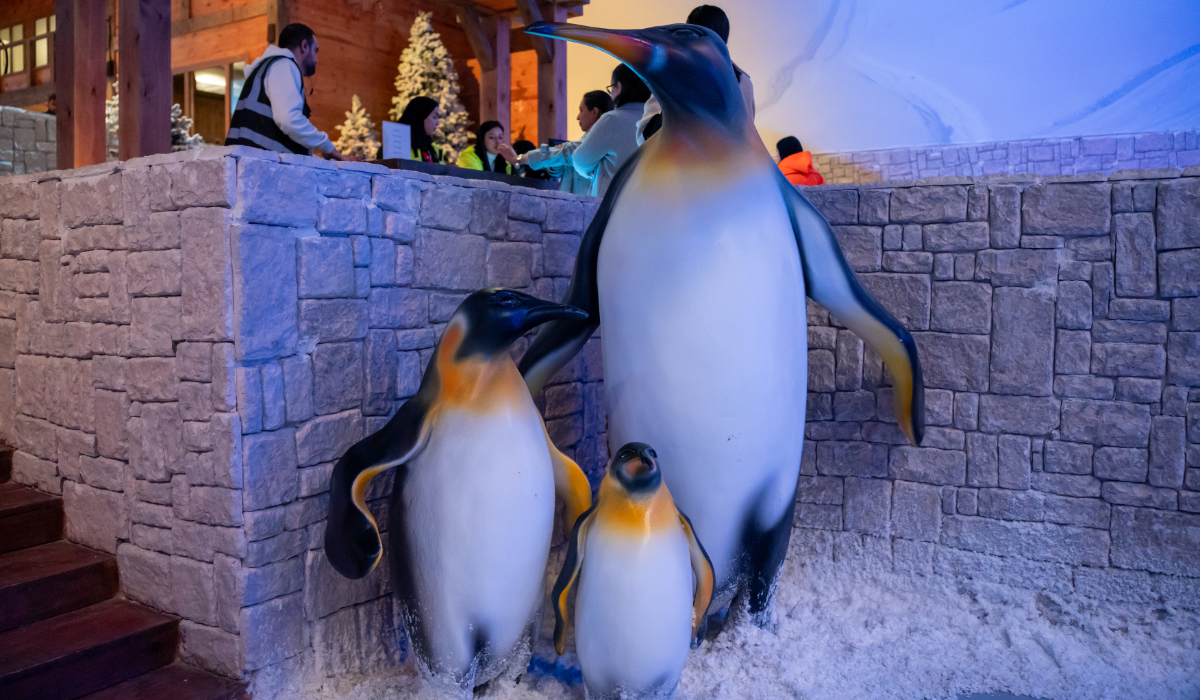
[[323, 288, 593, 694], [554, 442, 715, 700]]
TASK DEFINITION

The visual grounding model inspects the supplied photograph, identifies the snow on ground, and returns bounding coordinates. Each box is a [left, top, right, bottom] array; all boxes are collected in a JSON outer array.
[[255, 535, 1200, 700]]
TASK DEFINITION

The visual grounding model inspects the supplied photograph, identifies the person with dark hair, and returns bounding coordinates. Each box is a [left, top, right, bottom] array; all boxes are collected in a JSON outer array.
[[636, 5, 755, 144], [517, 89, 615, 194], [512, 140, 552, 180], [514, 66, 644, 198], [455, 120, 513, 173], [776, 136, 824, 186], [396, 96, 444, 163], [225, 23, 351, 160], [45, 94, 56, 115]]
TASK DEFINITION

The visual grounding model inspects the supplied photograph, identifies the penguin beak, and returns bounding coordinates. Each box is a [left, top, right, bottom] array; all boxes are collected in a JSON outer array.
[[526, 22, 656, 70], [518, 300, 588, 333]]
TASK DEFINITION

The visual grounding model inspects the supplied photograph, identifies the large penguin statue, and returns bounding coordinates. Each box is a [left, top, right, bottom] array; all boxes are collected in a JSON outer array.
[[324, 288, 593, 693], [518, 22, 925, 625], [554, 442, 714, 700]]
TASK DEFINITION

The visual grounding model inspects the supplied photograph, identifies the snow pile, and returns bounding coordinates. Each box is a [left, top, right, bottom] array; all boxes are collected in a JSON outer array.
[[255, 535, 1199, 700]]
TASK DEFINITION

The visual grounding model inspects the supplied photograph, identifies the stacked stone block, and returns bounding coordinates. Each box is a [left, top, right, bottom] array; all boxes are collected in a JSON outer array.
[[815, 129, 1200, 185], [795, 168, 1200, 608], [0, 106, 56, 175], [0, 148, 604, 681]]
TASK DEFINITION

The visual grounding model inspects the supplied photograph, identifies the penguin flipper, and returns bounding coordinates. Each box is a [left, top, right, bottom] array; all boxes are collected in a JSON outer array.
[[678, 509, 715, 648], [775, 171, 926, 446], [551, 504, 597, 656], [543, 419, 593, 532], [324, 394, 433, 579], [519, 148, 645, 395]]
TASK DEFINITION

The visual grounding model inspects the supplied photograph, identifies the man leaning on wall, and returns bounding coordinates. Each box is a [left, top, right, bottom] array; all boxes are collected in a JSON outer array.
[[225, 23, 355, 161]]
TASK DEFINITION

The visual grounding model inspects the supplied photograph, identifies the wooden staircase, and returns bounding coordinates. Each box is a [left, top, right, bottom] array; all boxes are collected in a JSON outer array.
[[0, 445, 249, 700]]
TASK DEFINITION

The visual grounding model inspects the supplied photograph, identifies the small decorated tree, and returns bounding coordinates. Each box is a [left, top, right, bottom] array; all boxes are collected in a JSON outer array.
[[171, 104, 205, 152], [335, 95, 380, 160], [390, 11, 471, 162]]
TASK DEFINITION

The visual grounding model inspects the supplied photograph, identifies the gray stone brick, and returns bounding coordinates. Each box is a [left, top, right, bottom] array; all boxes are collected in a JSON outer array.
[[1112, 506, 1200, 576], [902, 223, 923, 251], [988, 185, 1020, 248], [296, 410, 363, 467], [236, 159, 318, 227], [1043, 441, 1093, 474], [367, 288, 428, 330], [1167, 332, 1200, 386], [129, 297, 182, 357], [1055, 329, 1091, 375], [235, 367, 263, 434], [975, 249, 1057, 287], [941, 515, 1109, 566], [834, 330, 863, 391], [1056, 281, 1092, 329], [413, 229, 486, 291], [796, 475, 843, 505], [795, 503, 842, 530], [834, 390, 875, 421], [923, 222, 989, 252], [485, 242, 532, 289], [1092, 319, 1167, 343], [126, 358, 180, 402], [1160, 250, 1200, 297], [296, 237, 354, 299], [807, 349, 835, 393], [953, 393, 979, 431], [1092, 262, 1114, 318], [544, 199, 584, 233], [231, 225, 298, 361], [922, 426, 964, 450], [1149, 416, 1186, 488], [832, 226, 882, 271], [372, 176, 421, 214], [1061, 399, 1150, 447], [843, 477, 891, 535], [119, 544, 173, 610], [318, 198, 367, 235], [1173, 298, 1200, 331], [63, 481, 129, 553], [991, 288, 1055, 396], [925, 389, 954, 427], [261, 363, 285, 431], [1058, 260, 1091, 281], [1043, 494, 1109, 528], [1113, 213, 1156, 298], [1115, 377, 1161, 403], [1181, 492, 1200, 513], [930, 282, 990, 334], [979, 395, 1060, 435], [1091, 343, 1166, 378], [891, 480, 941, 541], [956, 488, 978, 515], [889, 446, 965, 485], [1032, 471, 1102, 497], [997, 434, 1031, 489], [312, 342, 364, 415], [298, 299, 368, 344], [859, 190, 889, 224], [1108, 299, 1170, 323], [469, 189, 509, 239], [242, 593, 305, 671], [1021, 183, 1110, 236], [1093, 447, 1148, 482], [967, 186, 988, 221], [280, 354, 313, 425], [1163, 386, 1188, 416], [816, 441, 888, 477], [803, 189, 858, 224], [420, 186, 472, 231], [882, 225, 903, 251], [1154, 178, 1200, 250], [890, 186, 967, 224], [882, 251, 933, 273], [933, 253, 954, 280], [241, 428, 298, 512], [912, 333, 989, 391], [1103, 482, 1177, 510], [978, 487, 1043, 521]]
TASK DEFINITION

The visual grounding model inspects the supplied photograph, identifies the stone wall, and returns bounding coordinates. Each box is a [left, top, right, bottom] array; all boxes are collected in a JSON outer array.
[[0, 106, 56, 176], [794, 167, 1200, 607], [814, 129, 1200, 185], [0, 147, 605, 682]]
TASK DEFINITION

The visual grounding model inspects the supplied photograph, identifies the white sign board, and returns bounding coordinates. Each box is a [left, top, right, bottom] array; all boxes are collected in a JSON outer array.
[[381, 121, 411, 160]]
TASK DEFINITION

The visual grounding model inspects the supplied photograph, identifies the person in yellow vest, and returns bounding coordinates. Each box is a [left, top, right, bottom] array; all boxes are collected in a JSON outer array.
[[456, 121, 514, 174], [396, 96, 445, 163]]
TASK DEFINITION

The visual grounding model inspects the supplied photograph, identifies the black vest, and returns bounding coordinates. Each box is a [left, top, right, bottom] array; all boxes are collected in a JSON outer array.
[[225, 55, 312, 155]]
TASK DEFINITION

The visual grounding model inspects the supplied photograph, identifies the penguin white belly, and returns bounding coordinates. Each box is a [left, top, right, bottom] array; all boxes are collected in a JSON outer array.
[[596, 164, 808, 595], [400, 404, 555, 678], [575, 527, 694, 698]]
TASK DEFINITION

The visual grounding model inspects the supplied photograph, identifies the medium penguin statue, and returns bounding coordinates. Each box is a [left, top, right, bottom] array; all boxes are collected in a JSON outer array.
[[554, 442, 714, 700], [518, 22, 925, 626], [324, 288, 593, 693]]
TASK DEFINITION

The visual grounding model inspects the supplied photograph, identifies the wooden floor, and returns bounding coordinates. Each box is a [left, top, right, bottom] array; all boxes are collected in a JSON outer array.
[[0, 445, 249, 700]]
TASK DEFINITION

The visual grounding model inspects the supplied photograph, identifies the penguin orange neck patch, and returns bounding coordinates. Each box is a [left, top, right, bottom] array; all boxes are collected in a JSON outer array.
[[434, 320, 528, 413], [594, 476, 678, 535]]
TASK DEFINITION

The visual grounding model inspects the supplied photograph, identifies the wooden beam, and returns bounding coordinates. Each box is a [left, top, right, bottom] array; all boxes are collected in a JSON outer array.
[[75, 0, 107, 167], [482, 14, 510, 134], [513, 0, 552, 63], [456, 4, 494, 73], [119, 0, 172, 159], [536, 2, 566, 143], [171, 2, 268, 39], [55, 0, 74, 169]]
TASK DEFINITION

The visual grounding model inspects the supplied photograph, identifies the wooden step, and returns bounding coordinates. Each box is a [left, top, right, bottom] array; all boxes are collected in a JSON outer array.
[[0, 541, 119, 632], [79, 664, 248, 700], [0, 483, 64, 554], [0, 599, 179, 700], [0, 445, 13, 483]]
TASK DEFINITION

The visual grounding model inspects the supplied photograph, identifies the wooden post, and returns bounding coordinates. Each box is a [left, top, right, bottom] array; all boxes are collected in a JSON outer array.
[[535, 2, 567, 144], [118, 0, 172, 160], [74, 0, 107, 167], [54, 0, 74, 169], [459, 6, 511, 137]]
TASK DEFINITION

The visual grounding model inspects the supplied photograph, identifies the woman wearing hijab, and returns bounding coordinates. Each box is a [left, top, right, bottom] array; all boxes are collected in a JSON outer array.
[[397, 96, 444, 163], [455, 120, 514, 174]]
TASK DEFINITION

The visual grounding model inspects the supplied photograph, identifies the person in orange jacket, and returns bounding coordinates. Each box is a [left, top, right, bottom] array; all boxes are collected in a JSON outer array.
[[777, 136, 825, 186]]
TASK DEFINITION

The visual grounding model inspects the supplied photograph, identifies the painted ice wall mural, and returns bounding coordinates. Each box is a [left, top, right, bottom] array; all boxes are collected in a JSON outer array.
[[565, 0, 1200, 151]]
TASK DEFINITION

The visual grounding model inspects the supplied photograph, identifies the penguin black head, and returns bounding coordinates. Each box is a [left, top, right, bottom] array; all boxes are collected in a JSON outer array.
[[608, 442, 662, 495], [452, 288, 588, 361], [526, 22, 746, 132]]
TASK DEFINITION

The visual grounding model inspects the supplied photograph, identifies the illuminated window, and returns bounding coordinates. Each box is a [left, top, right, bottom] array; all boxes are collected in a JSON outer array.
[[34, 16, 55, 68], [0, 24, 25, 75]]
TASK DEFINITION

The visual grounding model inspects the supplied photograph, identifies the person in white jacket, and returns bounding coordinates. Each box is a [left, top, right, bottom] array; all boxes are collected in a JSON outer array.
[[635, 5, 755, 145], [515, 90, 614, 195], [225, 24, 352, 160]]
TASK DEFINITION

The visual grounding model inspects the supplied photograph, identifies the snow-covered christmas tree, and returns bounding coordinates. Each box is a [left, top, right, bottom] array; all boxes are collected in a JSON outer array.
[[335, 95, 380, 160], [389, 11, 471, 162], [171, 104, 205, 152]]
